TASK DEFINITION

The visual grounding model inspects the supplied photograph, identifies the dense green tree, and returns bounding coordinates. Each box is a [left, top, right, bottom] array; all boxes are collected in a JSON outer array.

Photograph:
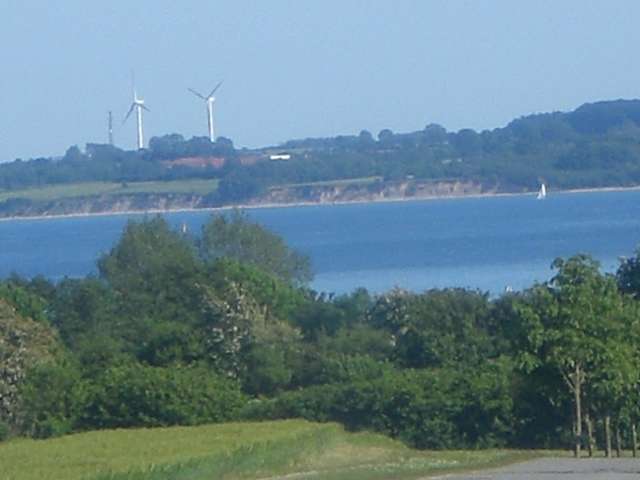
[[0, 300, 63, 434], [369, 288, 493, 368], [358, 129, 375, 148], [98, 217, 203, 322], [49, 278, 114, 348], [377, 128, 394, 145], [423, 123, 448, 144], [617, 247, 640, 298], [0, 278, 49, 324], [586, 298, 640, 456], [8, 203, 640, 455], [451, 128, 482, 155], [514, 255, 627, 457], [206, 258, 308, 323], [199, 210, 312, 285], [18, 360, 87, 438], [199, 280, 302, 386]]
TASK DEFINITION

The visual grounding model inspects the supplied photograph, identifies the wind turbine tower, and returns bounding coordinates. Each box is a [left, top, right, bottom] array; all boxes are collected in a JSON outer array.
[[188, 81, 223, 142], [108, 111, 114, 146], [124, 84, 150, 149]]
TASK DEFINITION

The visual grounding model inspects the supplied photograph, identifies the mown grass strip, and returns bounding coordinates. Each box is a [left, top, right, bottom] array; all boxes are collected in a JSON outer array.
[[0, 420, 563, 480], [0, 420, 320, 480], [91, 425, 340, 480]]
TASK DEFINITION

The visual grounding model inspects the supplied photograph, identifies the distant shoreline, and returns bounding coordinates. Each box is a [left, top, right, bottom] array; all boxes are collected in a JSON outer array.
[[2, 184, 640, 223]]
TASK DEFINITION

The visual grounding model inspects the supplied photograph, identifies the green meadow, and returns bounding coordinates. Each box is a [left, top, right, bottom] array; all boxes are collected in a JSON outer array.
[[278, 176, 383, 189], [0, 179, 218, 202], [0, 420, 552, 480]]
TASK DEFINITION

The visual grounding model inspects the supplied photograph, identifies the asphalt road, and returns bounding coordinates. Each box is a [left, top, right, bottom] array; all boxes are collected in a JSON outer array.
[[435, 458, 640, 479]]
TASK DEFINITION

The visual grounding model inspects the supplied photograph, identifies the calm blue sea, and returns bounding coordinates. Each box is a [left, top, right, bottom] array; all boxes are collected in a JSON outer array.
[[1, 190, 640, 295]]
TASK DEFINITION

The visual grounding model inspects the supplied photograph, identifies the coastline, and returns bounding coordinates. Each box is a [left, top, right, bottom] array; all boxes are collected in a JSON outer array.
[[2, 184, 640, 223]]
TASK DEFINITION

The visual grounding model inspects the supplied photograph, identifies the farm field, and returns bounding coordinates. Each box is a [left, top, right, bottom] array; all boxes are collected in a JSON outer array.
[[0, 420, 554, 480], [0, 179, 218, 202]]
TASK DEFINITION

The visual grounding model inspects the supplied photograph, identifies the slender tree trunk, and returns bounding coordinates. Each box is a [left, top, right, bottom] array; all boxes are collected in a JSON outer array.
[[615, 423, 622, 458], [632, 424, 638, 458], [585, 413, 595, 457], [573, 366, 582, 458], [605, 415, 612, 458]]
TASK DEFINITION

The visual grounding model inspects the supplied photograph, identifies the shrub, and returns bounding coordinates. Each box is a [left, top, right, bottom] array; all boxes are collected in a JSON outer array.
[[0, 299, 62, 431], [82, 363, 247, 429], [244, 361, 515, 449], [18, 361, 87, 438]]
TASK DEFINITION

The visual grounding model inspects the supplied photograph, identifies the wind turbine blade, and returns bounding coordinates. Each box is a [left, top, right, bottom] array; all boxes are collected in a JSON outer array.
[[208, 81, 223, 99], [188, 88, 206, 100], [141, 105, 151, 112], [123, 103, 135, 123]]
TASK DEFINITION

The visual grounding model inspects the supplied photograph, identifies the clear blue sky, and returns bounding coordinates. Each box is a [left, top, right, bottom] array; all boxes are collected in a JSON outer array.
[[1, 0, 639, 160]]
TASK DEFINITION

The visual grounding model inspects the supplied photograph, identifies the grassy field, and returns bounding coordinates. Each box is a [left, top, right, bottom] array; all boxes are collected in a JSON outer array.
[[277, 176, 383, 189], [0, 420, 556, 480], [0, 179, 218, 202]]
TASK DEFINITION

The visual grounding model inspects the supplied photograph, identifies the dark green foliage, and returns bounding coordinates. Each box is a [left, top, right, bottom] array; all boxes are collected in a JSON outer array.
[[98, 217, 203, 321], [315, 353, 395, 384], [568, 100, 640, 134], [206, 258, 308, 323], [18, 361, 87, 438], [292, 289, 372, 340], [318, 324, 393, 360], [369, 288, 494, 368], [216, 172, 265, 203], [242, 345, 294, 396], [200, 210, 312, 285], [83, 363, 246, 429], [0, 420, 8, 442], [617, 247, 640, 298], [0, 299, 63, 432], [245, 360, 515, 449], [8, 214, 640, 456], [293, 297, 352, 339], [49, 278, 116, 349], [0, 278, 49, 324]]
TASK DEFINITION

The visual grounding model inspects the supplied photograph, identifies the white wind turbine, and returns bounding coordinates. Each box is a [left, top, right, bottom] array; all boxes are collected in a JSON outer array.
[[123, 82, 150, 150], [188, 81, 223, 142]]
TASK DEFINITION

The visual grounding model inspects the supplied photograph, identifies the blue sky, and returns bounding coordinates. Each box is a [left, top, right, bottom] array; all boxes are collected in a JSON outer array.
[[0, 0, 638, 160]]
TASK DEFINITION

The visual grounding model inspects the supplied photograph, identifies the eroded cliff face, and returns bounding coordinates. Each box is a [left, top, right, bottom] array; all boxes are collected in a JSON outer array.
[[0, 194, 207, 218], [0, 180, 504, 218], [254, 180, 497, 205]]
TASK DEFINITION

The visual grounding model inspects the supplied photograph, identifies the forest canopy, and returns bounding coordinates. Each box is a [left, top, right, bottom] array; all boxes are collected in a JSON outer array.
[[2, 214, 640, 458]]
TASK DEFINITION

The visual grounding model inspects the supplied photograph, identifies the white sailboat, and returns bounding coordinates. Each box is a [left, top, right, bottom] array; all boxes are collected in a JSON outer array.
[[536, 183, 547, 200]]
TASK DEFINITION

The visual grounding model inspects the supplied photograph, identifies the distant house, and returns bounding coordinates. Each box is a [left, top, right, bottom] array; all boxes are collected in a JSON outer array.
[[269, 153, 292, 161]]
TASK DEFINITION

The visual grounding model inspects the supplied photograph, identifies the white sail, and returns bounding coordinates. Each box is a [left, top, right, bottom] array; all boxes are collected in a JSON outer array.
[[536, 183, 546, 200]]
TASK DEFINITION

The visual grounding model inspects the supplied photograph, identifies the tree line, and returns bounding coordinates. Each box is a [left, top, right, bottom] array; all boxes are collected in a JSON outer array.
[[1, 212, 640, 456], [4, 100, 640, 212]]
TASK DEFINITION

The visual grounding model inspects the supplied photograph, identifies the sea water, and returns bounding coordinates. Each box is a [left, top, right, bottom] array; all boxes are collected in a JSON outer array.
[[1, 189, 640, 295]]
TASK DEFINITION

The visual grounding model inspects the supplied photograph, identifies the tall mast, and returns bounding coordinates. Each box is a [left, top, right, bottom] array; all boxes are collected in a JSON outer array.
[[207, 98, 215, 142], [108, 111, 114, 146], [136, 104, 144, 150]]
